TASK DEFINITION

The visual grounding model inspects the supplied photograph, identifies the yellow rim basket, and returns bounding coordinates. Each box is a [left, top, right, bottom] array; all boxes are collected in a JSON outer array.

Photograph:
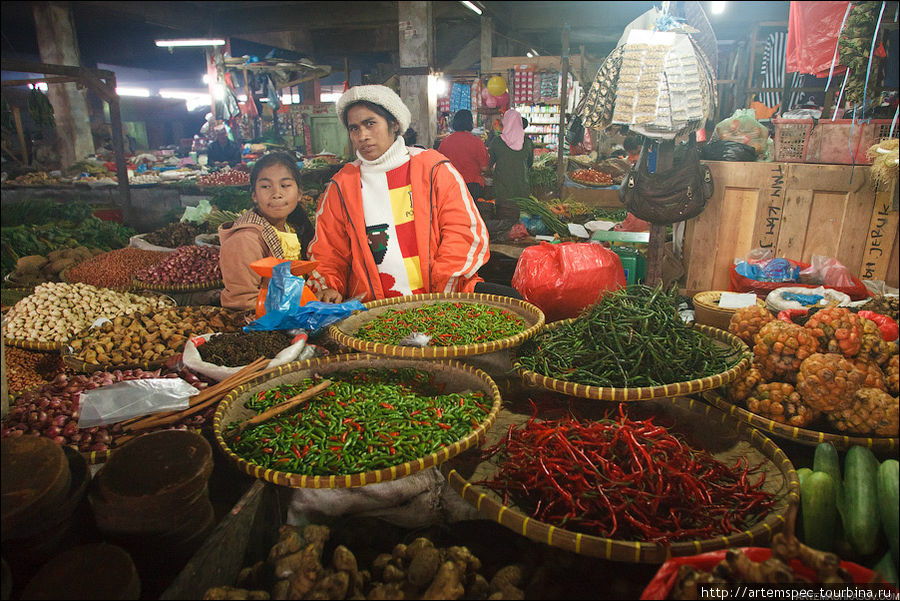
[[328, 292, 546, 359], [704, 390, 899, 452], [213, 354, 503, 488], [441, 396, 800, 563], [514, 321, 752, 401]]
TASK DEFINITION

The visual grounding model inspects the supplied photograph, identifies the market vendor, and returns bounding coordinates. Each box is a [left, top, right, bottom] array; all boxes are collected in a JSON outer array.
[[437, 109, 490, 202], [307, 84, 492, 303], [218, 151, 314, 311], [206, 126, 243, 167], [488, 108, 533, 222]]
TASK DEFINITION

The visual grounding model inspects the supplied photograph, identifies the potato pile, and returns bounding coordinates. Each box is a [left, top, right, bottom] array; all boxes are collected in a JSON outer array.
[[204, 525, 527, 600], [6, 247, 102, 287], [3, 282, 175, 344], [68, 306, 247, 367]]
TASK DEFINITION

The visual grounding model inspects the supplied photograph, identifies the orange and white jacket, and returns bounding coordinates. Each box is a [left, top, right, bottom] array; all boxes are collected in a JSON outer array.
[[308, 147, 490, 302]]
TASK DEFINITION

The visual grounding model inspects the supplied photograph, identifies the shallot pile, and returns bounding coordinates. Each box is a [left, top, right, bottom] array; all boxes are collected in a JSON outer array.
[[1, 369, 210, 453], [135, 245, 221, 286]]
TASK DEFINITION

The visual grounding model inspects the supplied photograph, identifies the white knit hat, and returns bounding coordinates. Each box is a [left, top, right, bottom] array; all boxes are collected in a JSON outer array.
[[336, 85, 411, 134]]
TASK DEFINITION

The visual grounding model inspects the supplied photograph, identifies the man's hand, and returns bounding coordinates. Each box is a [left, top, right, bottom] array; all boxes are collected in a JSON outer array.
[[318, 288, 343, 303]]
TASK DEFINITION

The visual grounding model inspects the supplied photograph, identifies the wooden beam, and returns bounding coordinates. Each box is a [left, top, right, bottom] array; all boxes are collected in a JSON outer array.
[[0, 59, 115, 82], [490, 54, 586, 72], [1, 76, 78, 87]]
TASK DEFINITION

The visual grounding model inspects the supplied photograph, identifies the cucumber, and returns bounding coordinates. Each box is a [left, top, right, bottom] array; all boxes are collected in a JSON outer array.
[[801, 471, 838, 552], [877, 459, 899, 569], [813, 442, 844, 516], [796, 468, 814, 543], [797, 467, 813, 487], [843, 446, 881, 556], [873, 551, 898, 587]]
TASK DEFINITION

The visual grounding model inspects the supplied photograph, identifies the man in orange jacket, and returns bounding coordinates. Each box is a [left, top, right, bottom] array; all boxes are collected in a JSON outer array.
[[308, 85, 492, 303]]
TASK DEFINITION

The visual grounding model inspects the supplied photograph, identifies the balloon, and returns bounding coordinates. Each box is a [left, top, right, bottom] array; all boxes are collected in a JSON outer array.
[[487, 76, 507, 97], [483, 93, 499, 108], [496, 92, 509, 107]]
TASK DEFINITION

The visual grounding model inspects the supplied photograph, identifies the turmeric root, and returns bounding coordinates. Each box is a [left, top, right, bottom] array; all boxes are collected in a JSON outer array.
[[725, 549, 794, 583], [407, 546, 441, 588], [286, 543, 325, 599], [202, 586, 270, 600], [308, 571, 350, 600]]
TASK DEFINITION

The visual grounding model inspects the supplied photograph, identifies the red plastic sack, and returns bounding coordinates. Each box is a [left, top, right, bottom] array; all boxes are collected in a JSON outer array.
[[511, 241, 626, 322], [640, 547, 893, 600], [786, 1, 851, 76], [730, 260, 869, 301]]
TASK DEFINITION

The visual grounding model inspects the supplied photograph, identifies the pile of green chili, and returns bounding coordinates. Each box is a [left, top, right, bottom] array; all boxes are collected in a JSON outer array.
[[226, 368, 491, 475], [517, 285, 742, 387], [354, 302, 527, 346]]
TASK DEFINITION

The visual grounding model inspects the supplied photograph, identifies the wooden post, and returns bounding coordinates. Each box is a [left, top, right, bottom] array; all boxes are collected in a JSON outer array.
[[645, 141, 675, 286], [557, 25, 570, 200], [104, 74, 131, 208], [12, 107, 28, 166], [481, 16, 493, 73]]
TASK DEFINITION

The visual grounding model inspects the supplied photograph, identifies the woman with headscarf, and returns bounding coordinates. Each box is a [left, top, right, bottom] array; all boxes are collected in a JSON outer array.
[[488, 108, 534, 221], [307, 85, 491, 303]]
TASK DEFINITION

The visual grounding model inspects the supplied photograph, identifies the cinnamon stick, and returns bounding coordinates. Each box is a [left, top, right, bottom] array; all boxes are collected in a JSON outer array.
[[228, 379, 332, 436]]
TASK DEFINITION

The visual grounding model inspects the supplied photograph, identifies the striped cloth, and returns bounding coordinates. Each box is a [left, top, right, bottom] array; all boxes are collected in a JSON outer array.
[[759, 31, 805, 110]]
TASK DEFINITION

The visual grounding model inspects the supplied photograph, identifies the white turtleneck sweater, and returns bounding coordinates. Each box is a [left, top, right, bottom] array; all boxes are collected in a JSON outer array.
[[358, 137, 425, 298]]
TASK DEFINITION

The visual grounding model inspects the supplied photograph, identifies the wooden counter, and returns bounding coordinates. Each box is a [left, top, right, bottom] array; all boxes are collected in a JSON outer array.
[[683, 162, 899, 294]]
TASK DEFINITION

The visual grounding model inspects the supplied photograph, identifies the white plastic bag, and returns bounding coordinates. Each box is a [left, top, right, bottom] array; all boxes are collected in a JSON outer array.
[[182, 331, 315, 382], [77, 378, 198, 428], [765, 286, 851, 313]]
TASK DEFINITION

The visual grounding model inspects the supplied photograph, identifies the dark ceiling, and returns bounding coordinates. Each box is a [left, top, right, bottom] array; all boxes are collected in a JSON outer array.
[[2, 1, 791, 77]]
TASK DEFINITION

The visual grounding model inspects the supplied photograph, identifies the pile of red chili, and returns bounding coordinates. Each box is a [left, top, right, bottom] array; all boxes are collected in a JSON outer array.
[[480, 405, 777, 544]]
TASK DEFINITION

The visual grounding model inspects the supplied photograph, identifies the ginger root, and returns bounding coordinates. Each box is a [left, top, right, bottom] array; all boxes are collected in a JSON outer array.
[[422, 561, 465, 600], [202, 586, 270, 600], [268, 525, 303, 562]]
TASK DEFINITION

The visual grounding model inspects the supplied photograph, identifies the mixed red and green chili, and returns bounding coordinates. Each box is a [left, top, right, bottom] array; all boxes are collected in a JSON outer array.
[[517, 285, 743, 387], [479, 404, 776, 544], [226, 368, 490, 475], [355, 302, 527, 346]]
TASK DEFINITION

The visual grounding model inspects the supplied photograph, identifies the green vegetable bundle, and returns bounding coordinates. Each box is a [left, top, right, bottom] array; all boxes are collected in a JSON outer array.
[[517, 285, 743, 387], [513, 196, 569, 236]]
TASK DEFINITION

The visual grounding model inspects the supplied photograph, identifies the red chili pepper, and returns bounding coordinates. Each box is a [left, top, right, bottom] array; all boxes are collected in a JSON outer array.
[[436, 423, 452, 430], [291, 445, 302, 460], [380, 402, 395, 410]]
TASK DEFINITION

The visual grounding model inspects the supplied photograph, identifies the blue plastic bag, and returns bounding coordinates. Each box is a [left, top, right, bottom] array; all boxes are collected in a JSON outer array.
[[243, 261, 366, 333]]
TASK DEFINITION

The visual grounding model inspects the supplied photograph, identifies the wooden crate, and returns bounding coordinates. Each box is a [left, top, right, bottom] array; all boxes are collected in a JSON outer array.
[[683, 162, 899, 295]]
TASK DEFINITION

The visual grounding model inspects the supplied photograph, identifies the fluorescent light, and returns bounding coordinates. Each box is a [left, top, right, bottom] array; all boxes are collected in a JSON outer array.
[[155, 39, 226, 48], [530, 48, 540, 57], [436, 78, 449, 96], [710, 1, 726, 15], [460, 1, 482, 15], [30, 82, 49, 92], [526, 52, 534, 58], [116, 87, 150, 97]]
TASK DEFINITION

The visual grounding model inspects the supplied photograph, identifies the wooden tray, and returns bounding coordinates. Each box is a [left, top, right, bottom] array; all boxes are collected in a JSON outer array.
[[704, 390, 899, 452], [514, 321, 751, 401], [213, 354, 502, 488], [329, 292, 545, 359], [441, 396, 799, 563]]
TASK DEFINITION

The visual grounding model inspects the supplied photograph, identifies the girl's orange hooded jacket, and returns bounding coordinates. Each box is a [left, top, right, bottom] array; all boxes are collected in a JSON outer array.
[[307, 147, 490, 302]]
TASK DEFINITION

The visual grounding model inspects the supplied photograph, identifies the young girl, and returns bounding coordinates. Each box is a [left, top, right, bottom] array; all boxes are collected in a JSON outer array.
[[218, 152, 315, 311]]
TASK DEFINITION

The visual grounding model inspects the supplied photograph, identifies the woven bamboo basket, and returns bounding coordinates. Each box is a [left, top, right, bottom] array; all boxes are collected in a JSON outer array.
[[328, 293, 545, 359], [703, 390, 899, 452], [693, 291, 768, 331], [514, 322, 751, 401], [213, 354, 503, 488], [132, 278, 224, 292], [441, 396, 800, 563]]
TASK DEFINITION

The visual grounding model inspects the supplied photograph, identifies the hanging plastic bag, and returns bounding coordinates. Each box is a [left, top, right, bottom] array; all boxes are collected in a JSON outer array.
[[799, 255, 855, 288], [77, 378, 198, 428], [181, 199, 213, 223], [786, 1, 851, 76], [511, 241, 626, 322], [243, 261, 366, 333]]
